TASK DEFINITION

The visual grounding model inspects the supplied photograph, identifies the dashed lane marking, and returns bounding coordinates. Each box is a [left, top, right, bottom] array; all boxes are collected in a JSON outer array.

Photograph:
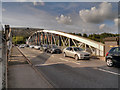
[[94, 68, 120, 76]]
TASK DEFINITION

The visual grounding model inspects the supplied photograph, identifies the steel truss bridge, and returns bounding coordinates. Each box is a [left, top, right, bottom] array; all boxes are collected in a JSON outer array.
[[0, 25, 105, 89], [27, 30, 105, 56]]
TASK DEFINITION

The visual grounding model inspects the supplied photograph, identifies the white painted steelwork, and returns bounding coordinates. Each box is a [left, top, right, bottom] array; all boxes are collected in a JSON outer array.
[[42, 30, 104, 51], [28, 30, 105, 56]]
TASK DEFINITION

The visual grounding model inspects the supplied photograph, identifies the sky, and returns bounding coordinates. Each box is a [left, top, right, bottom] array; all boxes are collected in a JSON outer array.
[[1, 0, 120, 34]]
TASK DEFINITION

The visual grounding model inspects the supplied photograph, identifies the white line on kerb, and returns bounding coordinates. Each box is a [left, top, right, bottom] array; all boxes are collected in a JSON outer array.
[[97, 68, 120, 76]]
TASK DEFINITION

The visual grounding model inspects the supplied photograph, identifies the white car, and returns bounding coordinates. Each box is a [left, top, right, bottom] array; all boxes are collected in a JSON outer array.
[[63, 47, 91, 60], [19, 44, 26, 48], [29, 45, 35, 48], [34, 45, 41, 50]]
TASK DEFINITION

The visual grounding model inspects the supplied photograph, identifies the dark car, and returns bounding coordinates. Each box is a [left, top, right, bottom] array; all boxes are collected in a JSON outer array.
[[46, 45, 62, 54], [25, 44, 29, 47], [106, 47, 120, 67]]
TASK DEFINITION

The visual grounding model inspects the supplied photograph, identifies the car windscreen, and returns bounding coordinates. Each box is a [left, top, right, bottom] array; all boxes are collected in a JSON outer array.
[[74, 47, 83, 51]]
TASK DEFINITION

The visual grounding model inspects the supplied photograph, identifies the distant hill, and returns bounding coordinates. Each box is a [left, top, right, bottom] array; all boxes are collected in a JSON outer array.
[[11, 27, 43, 37]]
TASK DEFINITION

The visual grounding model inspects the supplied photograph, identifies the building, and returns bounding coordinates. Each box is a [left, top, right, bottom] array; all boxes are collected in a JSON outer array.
[[104, 37, 120, 55]]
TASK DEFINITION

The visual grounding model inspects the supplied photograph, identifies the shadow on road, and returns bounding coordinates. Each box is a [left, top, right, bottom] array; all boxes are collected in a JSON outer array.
[[35, 63, 118, 88]]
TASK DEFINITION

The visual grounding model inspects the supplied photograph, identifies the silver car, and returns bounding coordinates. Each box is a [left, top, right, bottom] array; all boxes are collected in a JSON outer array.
[[29, 45, 35, 48], [19, 44, 26, 48], [34, 45, 41, 50], [63, 47, 90, 60]]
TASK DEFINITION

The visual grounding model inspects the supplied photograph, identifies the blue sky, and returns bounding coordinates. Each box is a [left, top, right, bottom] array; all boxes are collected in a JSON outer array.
[[2, 1, 119, 34]]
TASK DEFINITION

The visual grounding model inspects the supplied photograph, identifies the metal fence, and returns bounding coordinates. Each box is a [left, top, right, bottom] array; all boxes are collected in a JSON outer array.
[[0, 25, 12, 89], [1, 26, 7, 89]]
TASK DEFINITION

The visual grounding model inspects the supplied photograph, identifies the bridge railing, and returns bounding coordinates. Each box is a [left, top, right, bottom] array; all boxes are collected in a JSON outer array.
[[0, 25, 12, 89]]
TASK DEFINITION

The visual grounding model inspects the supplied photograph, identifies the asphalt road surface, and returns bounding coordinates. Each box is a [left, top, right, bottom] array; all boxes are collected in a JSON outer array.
[[19, 47, 120, 88]]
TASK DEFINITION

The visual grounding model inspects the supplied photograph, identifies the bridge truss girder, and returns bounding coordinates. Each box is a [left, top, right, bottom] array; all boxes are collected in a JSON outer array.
[[27, 30, 105, 56]]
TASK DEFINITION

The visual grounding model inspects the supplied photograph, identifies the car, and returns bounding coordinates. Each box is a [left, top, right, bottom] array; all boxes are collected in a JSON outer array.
[[106, 47, 120, 67], [29, 45, 35, 48], [41, 44, 49, 52], [63, 47, 90, 60], [25, 44, 29, 47], [34, 45, 41, 50], [19, 44, 26, 48], [46, 45, 62, 54]]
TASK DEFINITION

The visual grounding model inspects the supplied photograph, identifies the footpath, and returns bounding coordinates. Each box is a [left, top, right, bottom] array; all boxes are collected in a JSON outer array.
[[8, 46, 52, 88]]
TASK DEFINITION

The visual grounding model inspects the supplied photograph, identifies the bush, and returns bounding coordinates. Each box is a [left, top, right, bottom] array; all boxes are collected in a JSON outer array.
[[12, 36, 26, 44]]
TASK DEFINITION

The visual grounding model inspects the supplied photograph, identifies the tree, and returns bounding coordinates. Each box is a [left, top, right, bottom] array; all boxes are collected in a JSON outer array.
[[77, 33, 82, 36], [83, 33, 88, 37], [12, 36, 26, 44]]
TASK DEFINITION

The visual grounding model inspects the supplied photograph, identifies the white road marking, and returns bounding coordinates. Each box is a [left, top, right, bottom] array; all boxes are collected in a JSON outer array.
[[60, 58, 69, 62], [59, 58, 80, 65], [30, 56, 36, 57], [51, 55, 54, 57], [95, 68, 120, 76], [35, 62, 64, 66]]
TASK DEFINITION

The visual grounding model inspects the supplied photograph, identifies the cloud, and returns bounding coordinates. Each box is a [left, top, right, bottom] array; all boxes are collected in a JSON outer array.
[[2, 8, 6, 12], [56, 14, 72, 25], [99, 24, 106, 30], [2, 0, 120, 2], [33, 0, 45, 6], [2, 5, 53, 28], [2, 2, 118, 34], [10, 0, 42, 2], [114, 18, 120, 26], [10, 0, 45, 6], [79, 2, 116, 24]]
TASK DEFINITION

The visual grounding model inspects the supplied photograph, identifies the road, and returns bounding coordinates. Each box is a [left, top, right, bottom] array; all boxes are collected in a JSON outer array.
[[19, 47, 120, 88]]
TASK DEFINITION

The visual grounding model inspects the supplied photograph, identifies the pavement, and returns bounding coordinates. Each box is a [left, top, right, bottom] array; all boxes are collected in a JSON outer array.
[[18, 47, 120, 88], [8, 46, 52, 88]]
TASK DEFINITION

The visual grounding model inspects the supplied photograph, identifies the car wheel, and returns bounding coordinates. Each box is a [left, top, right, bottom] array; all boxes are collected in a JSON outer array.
[[106, 59, 114, 67], [64, 53, 67, 57], [86, 58, 90, 60], [75, 55, 79, 60], [44, 49, 47, 52]]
